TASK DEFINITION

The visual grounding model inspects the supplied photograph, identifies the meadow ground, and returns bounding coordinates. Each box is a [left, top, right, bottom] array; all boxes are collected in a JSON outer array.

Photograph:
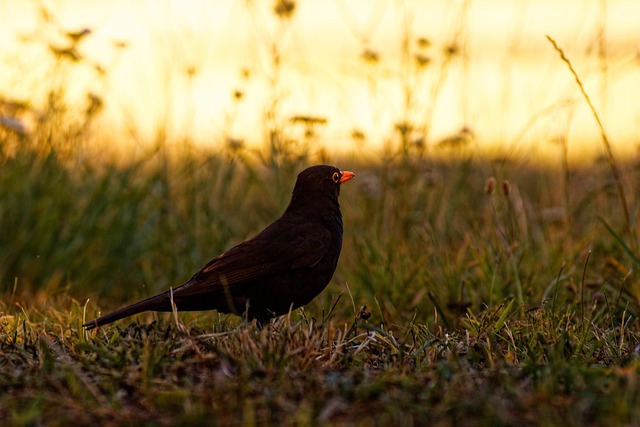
[[2, 135, 640, 425]]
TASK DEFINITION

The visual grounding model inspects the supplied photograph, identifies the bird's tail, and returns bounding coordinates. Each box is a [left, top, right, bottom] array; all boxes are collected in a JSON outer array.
[[83, 290, 173, 330]]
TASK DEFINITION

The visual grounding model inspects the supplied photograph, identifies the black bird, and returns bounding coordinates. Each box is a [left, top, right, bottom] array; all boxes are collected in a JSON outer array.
[[83, 165, 355, 329]]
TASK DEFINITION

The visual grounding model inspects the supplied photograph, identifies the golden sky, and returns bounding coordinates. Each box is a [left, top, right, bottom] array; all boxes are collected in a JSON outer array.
[[1, 0, 639, 161]]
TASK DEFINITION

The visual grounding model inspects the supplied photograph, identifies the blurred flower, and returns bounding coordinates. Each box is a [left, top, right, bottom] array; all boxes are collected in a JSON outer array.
[[290, 115, 327, 125], [361, 48, 379, 64], [444, 43, 459, 57], [437, 126, 474, 148], [274, 0, 296, 19], [86, 93, 103, 117], [49, 44, 82, 61], [394, 121, 412, 137], [485, 177, 496, 195], [502, 180, 511, 196], [226, 137, 244, 151], [350, 129, 366, 144], [65, 28, 91, 43], [416, 37, 431, 49], [414, 54, 431, 68]]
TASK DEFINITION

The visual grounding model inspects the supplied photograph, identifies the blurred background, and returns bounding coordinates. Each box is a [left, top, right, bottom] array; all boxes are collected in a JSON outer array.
[[2, 1, 640, 322], [1, 0, 639, 162]]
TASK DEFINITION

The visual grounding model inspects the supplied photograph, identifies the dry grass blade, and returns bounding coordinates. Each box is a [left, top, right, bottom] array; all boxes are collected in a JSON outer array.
[[546, 35, 634, 250]]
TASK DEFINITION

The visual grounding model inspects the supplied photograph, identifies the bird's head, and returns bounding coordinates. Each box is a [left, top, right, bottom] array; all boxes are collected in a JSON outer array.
[[288, 165, 355, 213]]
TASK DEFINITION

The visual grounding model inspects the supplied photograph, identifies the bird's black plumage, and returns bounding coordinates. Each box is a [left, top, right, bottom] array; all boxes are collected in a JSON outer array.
[[83, 165, 355, 329]]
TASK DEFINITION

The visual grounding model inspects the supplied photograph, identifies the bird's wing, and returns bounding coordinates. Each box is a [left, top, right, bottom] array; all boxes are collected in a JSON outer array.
[[173, 221, 333, 297]]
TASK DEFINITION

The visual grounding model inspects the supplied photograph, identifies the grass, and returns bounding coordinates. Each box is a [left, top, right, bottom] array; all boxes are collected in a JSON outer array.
[[3, 4, 640, 425], [2, 139, 640, 425], [3, 296, 640, 425]]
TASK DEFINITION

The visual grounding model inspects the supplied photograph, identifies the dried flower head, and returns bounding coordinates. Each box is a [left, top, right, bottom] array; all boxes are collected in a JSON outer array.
[[502, 180, 511, 196], [361, 48, 380, 64], [485, 177, 496, 195], [274, 0, 296, 19]]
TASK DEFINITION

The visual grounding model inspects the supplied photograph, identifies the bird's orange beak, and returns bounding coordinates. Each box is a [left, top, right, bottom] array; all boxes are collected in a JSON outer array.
[[340, 171, 356, 183]]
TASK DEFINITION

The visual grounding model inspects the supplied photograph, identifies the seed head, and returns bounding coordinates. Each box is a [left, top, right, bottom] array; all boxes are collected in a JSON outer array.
[[485, 177, 496, 195]]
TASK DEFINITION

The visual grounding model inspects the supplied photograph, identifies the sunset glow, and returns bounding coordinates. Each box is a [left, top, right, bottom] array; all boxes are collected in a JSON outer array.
[[1, 0, 639, 161]]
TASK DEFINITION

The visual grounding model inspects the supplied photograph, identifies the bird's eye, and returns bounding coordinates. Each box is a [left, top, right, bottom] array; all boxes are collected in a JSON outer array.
[[332, 172, 340, 183]]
